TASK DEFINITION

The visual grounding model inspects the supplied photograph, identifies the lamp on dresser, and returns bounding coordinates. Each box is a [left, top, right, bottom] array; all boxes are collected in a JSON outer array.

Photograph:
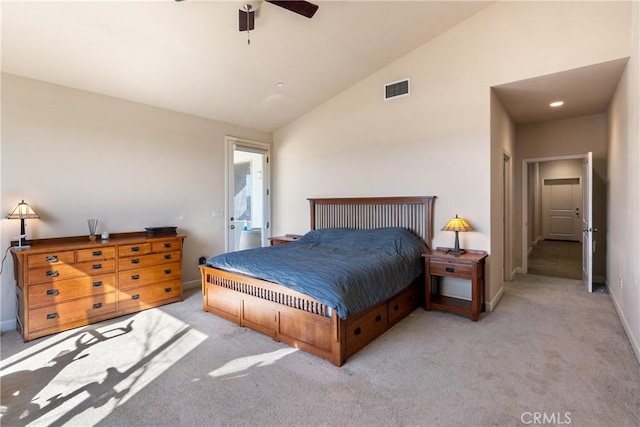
[[7, 200, 40, 248], [441, 214, 472, 255]]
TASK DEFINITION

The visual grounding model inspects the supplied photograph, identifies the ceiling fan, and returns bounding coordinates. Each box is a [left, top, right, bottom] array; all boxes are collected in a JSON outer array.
[[175, 0, 319, 44]]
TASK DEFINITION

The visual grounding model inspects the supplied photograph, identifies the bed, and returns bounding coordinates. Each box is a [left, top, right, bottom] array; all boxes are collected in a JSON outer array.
[[200, 196, 435, 366]]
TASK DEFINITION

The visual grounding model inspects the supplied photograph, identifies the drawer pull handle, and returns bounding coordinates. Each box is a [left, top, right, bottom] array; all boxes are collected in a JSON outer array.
[[393, 304, 400, 312], [47, 312, 59, 320], [92, 264, 103, 270], [164, 255, 172, 260], [445, 267, 455, 273], [93, 281, 103, 287], [375, 315, 382, 322], [45, 255, 58, 263], [92, 303, 102, 309], [92, 250, 102, 256], [46, 270, 59, 277], [131, 259, 140, 264], [354, 327, 362, 336], [164, 243, 172, 248], [131, 247, 140, 252], [131, 294, 140, 300], [164, 287, 172, 293], [46, 289, 59, 296], [131, 274, 140, 280], [164, 269, 172, 275]]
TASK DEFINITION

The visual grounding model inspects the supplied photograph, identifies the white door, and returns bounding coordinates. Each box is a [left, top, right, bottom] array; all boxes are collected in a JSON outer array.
[[226, 137, 270, 252], [582, 152, 593, 292], [541, 177, 581, 241]]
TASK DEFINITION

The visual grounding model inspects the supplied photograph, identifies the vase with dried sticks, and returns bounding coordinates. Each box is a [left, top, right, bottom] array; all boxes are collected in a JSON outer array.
[[88, 218, 98, 241]]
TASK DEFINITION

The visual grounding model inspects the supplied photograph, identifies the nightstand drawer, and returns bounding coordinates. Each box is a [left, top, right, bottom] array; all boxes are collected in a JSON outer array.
[[429, 260, 472, 278]]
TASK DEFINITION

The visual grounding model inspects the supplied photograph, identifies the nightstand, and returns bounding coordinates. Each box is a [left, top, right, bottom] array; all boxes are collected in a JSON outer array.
[[268, 234, 303, 246], [423, 247, 488, 321]]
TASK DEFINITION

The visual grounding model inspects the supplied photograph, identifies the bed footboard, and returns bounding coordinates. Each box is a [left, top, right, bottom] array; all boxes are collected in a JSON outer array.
[[201, 265, 422, 366]]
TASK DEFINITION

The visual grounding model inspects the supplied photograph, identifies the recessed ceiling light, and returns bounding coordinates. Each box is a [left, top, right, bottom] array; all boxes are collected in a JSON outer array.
[[549, 101, 564, 108], [276, 82, 284, 88]]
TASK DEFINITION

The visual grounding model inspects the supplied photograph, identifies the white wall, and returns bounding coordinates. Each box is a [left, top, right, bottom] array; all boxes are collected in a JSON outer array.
[[606, 0, 640, 362], [0, 73, 272, 331], [273, 1, 631, 305]]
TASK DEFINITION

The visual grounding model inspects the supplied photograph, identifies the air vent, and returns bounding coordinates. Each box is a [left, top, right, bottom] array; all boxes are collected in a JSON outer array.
[[384, 78, 410, 100]]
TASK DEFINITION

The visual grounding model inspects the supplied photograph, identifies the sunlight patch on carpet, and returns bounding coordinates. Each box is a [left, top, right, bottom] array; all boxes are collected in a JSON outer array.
[[0, 309, 207, 426], [208, 348, 299, 378]]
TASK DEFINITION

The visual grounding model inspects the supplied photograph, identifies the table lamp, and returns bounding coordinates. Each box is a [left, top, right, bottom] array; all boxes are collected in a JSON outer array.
[[7, 200, 40, 248], [441, 214, 472, 255]]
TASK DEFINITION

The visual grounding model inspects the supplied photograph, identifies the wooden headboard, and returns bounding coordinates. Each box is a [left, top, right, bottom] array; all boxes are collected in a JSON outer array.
[[308, 196, 436, 247]]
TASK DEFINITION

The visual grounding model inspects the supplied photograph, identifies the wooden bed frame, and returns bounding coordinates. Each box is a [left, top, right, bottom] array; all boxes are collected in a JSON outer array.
[[200, 196, 435, 366]]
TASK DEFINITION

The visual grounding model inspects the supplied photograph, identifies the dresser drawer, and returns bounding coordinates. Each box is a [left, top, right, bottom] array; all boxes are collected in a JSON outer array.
[[429, 260, 473, 279], [74, 259, 116, 276], [27, 251, 75, 269], [77, 246, 116, 262], [27, 259, 117, 284], [118, 280, 182, 312], [119, 251, 182, 271], [118, 262, 182, 289], [27, 273, 116, 309], [151, 239, 181, 253], [28, 292, 117, 332], [118, 243, 152, 258]]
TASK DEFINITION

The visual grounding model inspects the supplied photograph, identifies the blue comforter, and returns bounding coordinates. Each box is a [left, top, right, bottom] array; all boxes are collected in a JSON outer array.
[[205, 227, 428, 319]]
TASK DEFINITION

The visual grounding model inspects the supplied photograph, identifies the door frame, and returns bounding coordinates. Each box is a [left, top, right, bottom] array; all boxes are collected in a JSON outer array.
[[225, 136, 271, 252], [521, 153, 587, 274]]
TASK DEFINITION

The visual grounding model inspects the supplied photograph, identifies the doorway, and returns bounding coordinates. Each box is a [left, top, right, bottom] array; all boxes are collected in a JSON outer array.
[[522, 156, 588, 283], [226, 137, 271, 252]]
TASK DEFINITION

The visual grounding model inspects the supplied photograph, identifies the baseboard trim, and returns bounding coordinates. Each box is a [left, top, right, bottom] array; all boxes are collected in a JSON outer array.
[[485, 285, 504, 312], [184, 279, 201, 290], [1, 318, 17, 333], [607, 280, 640, 366]]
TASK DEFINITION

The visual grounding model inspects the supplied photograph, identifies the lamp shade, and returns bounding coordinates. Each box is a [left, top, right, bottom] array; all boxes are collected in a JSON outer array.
[[441, 215, 472, 232], [7, 200, 40, 220], [7, 200, 40, 248]]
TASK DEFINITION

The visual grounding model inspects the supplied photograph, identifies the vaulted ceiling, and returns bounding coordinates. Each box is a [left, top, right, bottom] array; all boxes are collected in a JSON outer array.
[[1, 1, 493, 132]]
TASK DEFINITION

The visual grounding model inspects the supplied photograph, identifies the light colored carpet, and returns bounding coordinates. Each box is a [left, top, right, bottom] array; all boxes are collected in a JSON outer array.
[[1, 274, 639, 426]]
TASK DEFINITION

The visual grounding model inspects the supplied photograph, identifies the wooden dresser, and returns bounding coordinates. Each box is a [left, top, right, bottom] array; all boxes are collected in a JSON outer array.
[[10, 232, 186, 341]]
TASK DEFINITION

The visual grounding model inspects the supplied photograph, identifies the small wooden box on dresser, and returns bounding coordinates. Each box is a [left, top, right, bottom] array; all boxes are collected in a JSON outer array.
[[10, 232, 186, 341]]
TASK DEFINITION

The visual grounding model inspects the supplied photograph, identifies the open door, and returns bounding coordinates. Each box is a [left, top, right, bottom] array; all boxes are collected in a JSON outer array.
[[582, 152, 593, 292], [226, 137, 271, 252]]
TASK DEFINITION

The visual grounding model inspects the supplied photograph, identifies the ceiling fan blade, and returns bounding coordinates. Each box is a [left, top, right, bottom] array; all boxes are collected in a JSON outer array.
[[239, 9, 255, 32], [266, 1, 318, 19]]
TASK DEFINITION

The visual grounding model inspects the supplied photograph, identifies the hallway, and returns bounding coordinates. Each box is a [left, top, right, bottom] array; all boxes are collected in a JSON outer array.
[[527, 239, 582, 280]]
